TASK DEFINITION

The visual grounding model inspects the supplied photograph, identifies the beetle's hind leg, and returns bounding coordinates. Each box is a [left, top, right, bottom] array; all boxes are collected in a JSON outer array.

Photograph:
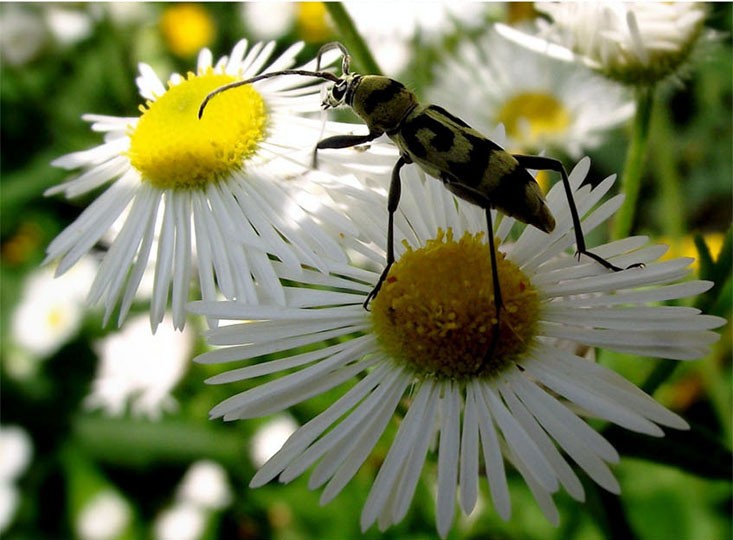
[[513, 154, 644, 272]]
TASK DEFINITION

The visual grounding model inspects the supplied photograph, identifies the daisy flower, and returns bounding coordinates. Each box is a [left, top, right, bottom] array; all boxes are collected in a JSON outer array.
[[190, 158, 724, 537], [45, 39, 390, 331], [496, 2, 711, 86], [428, 28, 634, 156], [342, 1, 488, 74], [85, 313, 194, 419]]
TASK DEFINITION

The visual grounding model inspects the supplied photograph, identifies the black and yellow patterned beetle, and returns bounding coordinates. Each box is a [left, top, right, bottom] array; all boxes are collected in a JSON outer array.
[[200, 42, 640, 361]]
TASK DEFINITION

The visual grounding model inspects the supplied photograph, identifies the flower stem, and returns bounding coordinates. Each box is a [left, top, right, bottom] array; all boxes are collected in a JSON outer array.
[[651, 95, 685, 241], [612, 86, 655, 240], [325, 3, 383, 75]]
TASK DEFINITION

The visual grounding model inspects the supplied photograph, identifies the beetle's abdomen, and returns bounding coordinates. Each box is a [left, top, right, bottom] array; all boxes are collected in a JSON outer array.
[[392, 104, 555, 233]]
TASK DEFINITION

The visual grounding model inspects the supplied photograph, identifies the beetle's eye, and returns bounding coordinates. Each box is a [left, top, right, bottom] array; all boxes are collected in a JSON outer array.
[[331, 81, 347, 102]]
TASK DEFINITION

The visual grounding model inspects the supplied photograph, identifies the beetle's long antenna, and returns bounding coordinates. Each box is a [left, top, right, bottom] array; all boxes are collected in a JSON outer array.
[[316, 41, 351, 75], [198, 69, 340, 119]]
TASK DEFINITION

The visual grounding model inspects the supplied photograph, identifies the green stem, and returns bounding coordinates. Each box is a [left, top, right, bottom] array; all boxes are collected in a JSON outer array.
[[651, 95, 685, 240], [325, 3, 382, 75], [612, 86, 656, 240]]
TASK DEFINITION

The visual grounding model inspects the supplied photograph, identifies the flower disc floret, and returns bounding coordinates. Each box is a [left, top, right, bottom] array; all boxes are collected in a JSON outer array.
[[370, 229, 540, 379], [128, 71, 267, 189]]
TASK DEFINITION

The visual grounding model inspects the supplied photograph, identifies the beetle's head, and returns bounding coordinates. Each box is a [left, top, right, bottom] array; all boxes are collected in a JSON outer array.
[[321, 72, 360, 109]]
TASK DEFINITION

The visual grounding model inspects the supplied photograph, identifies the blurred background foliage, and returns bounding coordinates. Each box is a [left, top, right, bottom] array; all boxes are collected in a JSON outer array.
[[1, 3, 731, 540]]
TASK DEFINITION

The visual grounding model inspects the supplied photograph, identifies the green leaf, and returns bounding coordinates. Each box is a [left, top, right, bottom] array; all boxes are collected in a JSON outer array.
[[603, 422, 732, 481]]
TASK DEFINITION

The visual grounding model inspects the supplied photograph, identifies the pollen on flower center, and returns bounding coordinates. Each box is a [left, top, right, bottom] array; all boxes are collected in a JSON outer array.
[[127, 71, 267, 190], [370, 229, 541, 379], [497, 92, 570, 145]]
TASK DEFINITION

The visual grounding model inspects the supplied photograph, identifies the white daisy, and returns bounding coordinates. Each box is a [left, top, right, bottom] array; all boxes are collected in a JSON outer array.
[[176, 461, 232, 511], [76, 490, 131, 540], [11, 257, 96, 359], [428, 28, 634, 156], [0, 425, 33, 533], [342, 1, 489, 74], [84, 313, 194, 419], [190, 159, 724, 537], [45, 39, 391, 331], [496, 2, 711, 86]]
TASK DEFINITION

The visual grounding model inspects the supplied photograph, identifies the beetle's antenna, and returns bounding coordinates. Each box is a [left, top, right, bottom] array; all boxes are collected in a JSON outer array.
[[316, 41, 351, 75], [198, 69, 340, 119]]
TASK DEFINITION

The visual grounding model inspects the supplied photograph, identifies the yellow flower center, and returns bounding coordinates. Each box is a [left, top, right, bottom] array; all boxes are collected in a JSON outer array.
[[159, 3, 216, 58], [496, 92, 571, 147], [127, 72, 267, 190], [370, 229, 540, 380]]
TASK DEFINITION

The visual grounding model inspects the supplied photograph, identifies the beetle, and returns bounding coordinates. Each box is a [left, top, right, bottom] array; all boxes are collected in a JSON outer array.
[[200, 42, 640, 362]]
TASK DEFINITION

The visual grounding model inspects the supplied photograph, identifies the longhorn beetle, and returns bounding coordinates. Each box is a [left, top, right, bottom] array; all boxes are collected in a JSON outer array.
[[200, 42, 640, 363]]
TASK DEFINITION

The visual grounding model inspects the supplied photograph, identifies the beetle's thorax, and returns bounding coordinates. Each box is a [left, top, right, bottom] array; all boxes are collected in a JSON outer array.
[[349, 75, 419, 134]]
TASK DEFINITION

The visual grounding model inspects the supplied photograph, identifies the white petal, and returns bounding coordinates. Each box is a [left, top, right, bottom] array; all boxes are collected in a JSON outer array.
[[361, 381, 437, 532], [523, 347, 665, 436], [150, 194, 176, 331], [171, 191, 192, 330], [320, 371, 409, 503], [510, 371, 621, 493], [214, 351, 377, 420], [533, 348, 689, 430], [250, 361, 393, 487], [436, 382, 460, 539], [471, 381, 510, 520], [498, 376, 585, 501], [301, 368, 406, 486], [459, 385, 479, 514], [548, 280, 714, 307], [479, 384, 559, 493]]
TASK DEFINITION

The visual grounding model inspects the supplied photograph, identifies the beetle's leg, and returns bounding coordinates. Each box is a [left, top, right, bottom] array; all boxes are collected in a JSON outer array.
[[512, 154, 643, 272], [364, 155, 409, 310], [312, 131, 382, 168], [481, 207, 503, 369]]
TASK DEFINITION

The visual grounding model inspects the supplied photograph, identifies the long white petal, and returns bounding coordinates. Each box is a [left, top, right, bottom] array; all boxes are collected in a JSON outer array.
[[510, 372, 621, 493], [150, 193, 176, 331], [320, 370, 410, 504], [471, 381, 510, 520], [250, 360, 393, 487], [498, 376, 585, 500], [479, 384, 559, 493], [459, 384, 479, 514], [436, 382, 460, 539], [361, 381, 437, 532]]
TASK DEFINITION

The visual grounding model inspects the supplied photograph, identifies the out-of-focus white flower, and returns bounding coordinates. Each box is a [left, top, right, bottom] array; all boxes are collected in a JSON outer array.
[[76, 490, 131, 540], [44, 5, 93, 47], [11, 257, 96, 359], [429, 28, 634, 156], [250, 415, 299, 468], [240, 3, 296, 41], [497, 2, 711, 85], [85, 314, 194, 419], [154, 501, 207, 540], [0, 5, 47, 66], [0, 425, 33, 533], [342, 1, 487, 73], [177, 461, 232, 511]]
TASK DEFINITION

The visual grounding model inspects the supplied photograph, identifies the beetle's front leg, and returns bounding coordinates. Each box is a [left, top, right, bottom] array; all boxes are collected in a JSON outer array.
[[312, 131, 382, 169]]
